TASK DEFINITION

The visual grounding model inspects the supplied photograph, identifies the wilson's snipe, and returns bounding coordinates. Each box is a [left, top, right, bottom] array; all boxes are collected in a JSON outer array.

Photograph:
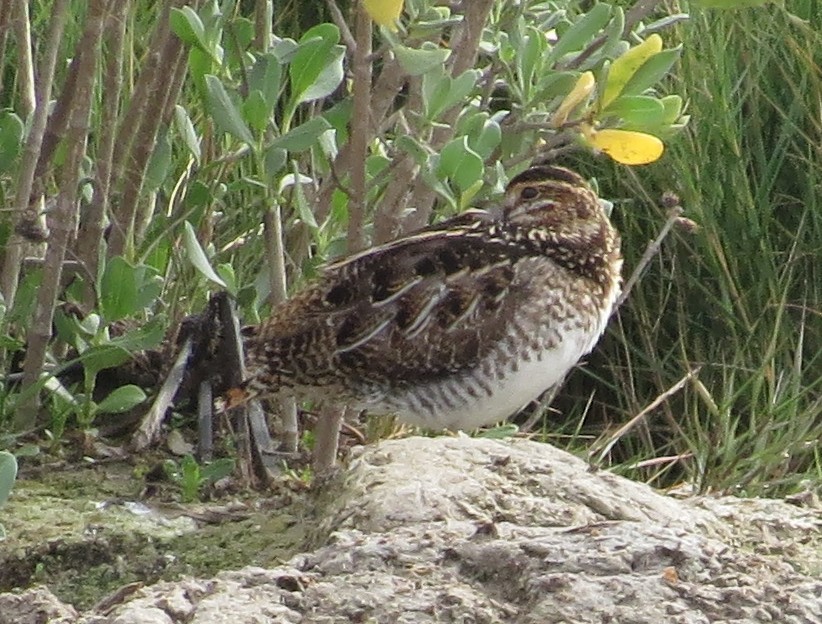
[[242, 165, 622, 430]]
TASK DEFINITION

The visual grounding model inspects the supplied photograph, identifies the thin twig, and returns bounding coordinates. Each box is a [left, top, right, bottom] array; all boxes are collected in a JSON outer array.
[[263, 205, 300, 453], [0, 0, 67, 312], [347, 2, 371, 252], [76, 4, 128, 307], [324, 0, 356, 55], [590, 367, 700, 466], [615, 205, 683, 310]]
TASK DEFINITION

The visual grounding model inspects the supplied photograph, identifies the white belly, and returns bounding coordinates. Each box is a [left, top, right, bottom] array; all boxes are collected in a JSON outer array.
[[378, 325, 597, 430]]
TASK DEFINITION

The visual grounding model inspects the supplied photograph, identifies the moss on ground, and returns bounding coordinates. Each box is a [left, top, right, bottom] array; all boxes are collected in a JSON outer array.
[[0, 459, 312, 610]]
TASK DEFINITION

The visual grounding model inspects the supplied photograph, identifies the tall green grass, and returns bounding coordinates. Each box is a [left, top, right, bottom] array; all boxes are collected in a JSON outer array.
[[564, 2, 821, 496]]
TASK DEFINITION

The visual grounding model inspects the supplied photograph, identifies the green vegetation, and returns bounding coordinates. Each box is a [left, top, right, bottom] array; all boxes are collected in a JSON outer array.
[[164, 454, 235, 502], [0, 450, 17, 538], [579, 2, 821, 496], [0, 0, 818, 499]]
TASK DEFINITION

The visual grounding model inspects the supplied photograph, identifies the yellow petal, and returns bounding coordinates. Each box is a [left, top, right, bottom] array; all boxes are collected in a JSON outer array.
[[587, 129, 664, 165], [601, 34, 663, 108], [362, 0, 404, 31]]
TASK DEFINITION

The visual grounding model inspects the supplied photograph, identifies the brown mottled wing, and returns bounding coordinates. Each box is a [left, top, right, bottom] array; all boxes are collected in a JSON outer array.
[[246, 212, 531, 390]]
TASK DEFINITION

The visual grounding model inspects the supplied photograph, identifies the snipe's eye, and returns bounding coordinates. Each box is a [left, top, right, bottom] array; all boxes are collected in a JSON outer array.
[[520, 186, 539, 200]]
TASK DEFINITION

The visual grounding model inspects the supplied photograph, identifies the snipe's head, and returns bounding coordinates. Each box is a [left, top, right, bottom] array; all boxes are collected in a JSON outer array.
[[502, 165, 615, 251]]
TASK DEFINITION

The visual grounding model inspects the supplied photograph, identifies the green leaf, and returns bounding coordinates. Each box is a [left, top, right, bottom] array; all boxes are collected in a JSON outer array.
[[620, 47, 682, 99], [445, 70, 481, 113], [422, 66, 451, 119], [204, 74, 254, 145], [248, 53, 283, 108], [95, 385, 147, 414], [518, 26, 547, 97], [188, 47, 214, 99], [174, 105, 201, 162], [272, 38, 299, 62], [422, 68, 480, 121], [80, 345, 131, 376], [534, 71, 579, 102], [107, 316, 166, 353], [395, 135, 430, 165], [132, 266, 163, 311], [79, 317, 165, 376], [144, 127, 172, 192], [438, 137, 483, 192], [476, 423, 519, 439], [548, 3, 612, 62], [199, 457, 236, 484], [0, 111, 24, 174], [0, 451, 17, 507], [268, 116, 332, 152], [394, 42, 451, 76], [228, 16, 254, 53], [593, 7, 626, 66], [170, 6, 208, 52], [660, 95, 684, 124], [472, 119, 502, 159], [216, 264, 237, 295], [300, 47, 344, 103], [243, 90, 270, 133], [289, 24, 344, 104], [100, 257, 139, 322], [264, 146, 288, 179], [602, 95, 667, 127], [691, 0, 774, 7], [183, 221, 227, 287]]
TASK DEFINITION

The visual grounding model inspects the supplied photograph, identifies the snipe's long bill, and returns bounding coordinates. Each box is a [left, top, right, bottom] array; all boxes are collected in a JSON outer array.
[[242, 165, 622, 431]]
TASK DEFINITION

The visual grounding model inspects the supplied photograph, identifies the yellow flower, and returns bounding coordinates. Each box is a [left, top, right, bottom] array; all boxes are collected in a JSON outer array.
[[363, 0, 404, 31]]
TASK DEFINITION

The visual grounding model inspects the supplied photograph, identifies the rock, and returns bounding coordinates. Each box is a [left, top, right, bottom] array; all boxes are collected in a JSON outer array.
[[0, 585, 78, 624], [1, 437, 820, 623]]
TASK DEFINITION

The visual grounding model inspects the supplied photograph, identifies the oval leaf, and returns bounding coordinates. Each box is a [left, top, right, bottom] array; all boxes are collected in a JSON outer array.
[[438, 137, 483, 192], [300, 46, 345, 103], [0, 111, 24, 173], [548, 3, 612, 62], [96, 385, 147, 414], [170, 6, 208, 51], [174, 105, 201, 162], [183, 221, 227, 287], [290, 24, 341, 103], [204, 75, 254, 145], [0, 451, 17, 507], [553, 71, 595, 126], [588, 129, 664, 165], [601, 95, 667, 128], [395, 43, 451, 77], [660, 95, 684, 124], [620, 47, 682, 100], [601, 34, 663, 108], [100, 256, 139, 322], [269, 116, 332, 153]]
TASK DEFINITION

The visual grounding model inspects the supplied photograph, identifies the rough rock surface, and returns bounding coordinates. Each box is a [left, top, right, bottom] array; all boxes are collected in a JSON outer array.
[[2, 437, 820, 623]]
